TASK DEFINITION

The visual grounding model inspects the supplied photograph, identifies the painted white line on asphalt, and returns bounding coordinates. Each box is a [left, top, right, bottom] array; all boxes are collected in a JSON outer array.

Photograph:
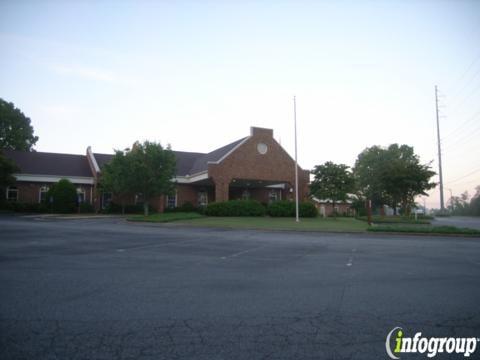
[[221, 245, 266, 259], [346, 257, 353, 266], [346, 248, 356, 266]]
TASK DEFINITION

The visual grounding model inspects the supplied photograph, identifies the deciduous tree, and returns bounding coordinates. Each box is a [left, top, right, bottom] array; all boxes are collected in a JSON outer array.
[[101, 141, 176, 216], [310, 162, 354, 217], [354, 144, 436, 215], [0, 98, 38, 151]]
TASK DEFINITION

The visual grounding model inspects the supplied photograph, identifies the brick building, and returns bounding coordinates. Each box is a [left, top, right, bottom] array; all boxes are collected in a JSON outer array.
[[3, 127, 310, 212]]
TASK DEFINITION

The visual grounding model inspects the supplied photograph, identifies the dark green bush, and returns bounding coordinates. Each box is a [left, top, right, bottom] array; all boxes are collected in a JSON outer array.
[[79, 203, 95, 213], [0, 201, 49, 213], [47, 179, 77, 213], [299, 202, 318, 217], [105, 202, 155, 214], [164, 201, 198, 213], [205, 200, 266, 216], [267, 201, 318, 217], [267, 200, 295, 217]]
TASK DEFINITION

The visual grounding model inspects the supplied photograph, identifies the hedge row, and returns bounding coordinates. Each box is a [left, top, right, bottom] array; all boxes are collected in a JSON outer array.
[[205, 200, 266, 217], [204, 200, 318, 217], [0, 201, 95, 214], [267, 200, 317, 217], [104, 202, 155, 214]]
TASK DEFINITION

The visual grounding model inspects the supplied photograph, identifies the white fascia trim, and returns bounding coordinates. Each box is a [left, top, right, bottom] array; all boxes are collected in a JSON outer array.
[[87, 146, 100, 173], [207, 136, 251, 165], [14, 174, 95, 185], [174, 171, 208, 184], [265, 184, 286, 189]]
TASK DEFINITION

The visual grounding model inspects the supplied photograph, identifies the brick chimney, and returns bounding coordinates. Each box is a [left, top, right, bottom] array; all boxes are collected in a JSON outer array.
[[250, 126, 273, 137]]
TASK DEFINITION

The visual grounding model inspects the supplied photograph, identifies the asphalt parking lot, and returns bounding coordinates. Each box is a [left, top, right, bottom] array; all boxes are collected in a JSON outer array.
[[432, 215, 480, 230], [1, 216, 479, 359]]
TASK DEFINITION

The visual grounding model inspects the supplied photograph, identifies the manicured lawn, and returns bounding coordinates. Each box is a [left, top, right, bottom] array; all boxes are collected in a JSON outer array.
[[176, 216, 368, 232], [368, 224, 480, 236], [357, 215, 432, 225], [128, 212, 204, 223]]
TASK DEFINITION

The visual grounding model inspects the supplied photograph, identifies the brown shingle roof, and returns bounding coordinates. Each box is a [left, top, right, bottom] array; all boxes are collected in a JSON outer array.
[[94, 137, 247, 176], [2, 136, 248, 179], [2, 150, 93, 177]]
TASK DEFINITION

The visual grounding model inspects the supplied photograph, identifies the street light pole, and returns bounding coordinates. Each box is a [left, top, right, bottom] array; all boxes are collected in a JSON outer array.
[[294, 96, 299, 223]]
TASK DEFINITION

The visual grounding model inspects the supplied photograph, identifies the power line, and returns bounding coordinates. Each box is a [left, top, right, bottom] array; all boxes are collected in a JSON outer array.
[[442, 109, 480, 140], [450, 50, 480, 97], [445, 166, 480, 185], [443, 124, 480, 152], [449, 66, 480, 106], [449, 81, 480, 115], [448, 177, 480, 187]]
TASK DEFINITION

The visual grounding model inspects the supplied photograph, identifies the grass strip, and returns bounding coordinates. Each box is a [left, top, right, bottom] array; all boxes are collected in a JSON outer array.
[[128, 212, 204, 223], [368, 225, 480, 236]]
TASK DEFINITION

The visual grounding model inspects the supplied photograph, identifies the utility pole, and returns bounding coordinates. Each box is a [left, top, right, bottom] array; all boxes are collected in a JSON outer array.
[[435, 85, 445, 212], [294, 96, 299, 223]]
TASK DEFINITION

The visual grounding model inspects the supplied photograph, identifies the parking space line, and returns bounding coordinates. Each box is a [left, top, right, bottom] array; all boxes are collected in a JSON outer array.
[[221, 245, 266, 259]]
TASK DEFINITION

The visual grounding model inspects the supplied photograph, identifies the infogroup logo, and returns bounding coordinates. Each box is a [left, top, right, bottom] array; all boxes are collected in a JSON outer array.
[[385, 327, 479, 359]]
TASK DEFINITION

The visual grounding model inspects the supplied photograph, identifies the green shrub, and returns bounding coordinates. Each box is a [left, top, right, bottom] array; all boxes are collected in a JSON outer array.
[[164, 201, 198, 213], [267, 200, 295, 217], [299, 202, 318, 217], [205, 200, 266, 216], [0, 201, 49, 213], [47, 179, 77, 213], [79, 203, 95, 213], [267, 201, 318, 217], [105, 202, 155, 214]]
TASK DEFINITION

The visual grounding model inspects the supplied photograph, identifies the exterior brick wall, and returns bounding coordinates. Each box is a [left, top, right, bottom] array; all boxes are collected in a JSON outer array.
[[8, 182, 94, 204], [208, 127, 310, 203], [8, 127, 310, 213], [315, 202, 353, 217]]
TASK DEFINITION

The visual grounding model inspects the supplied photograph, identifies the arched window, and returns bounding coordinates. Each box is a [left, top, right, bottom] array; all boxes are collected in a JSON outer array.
[[6, 186, 18, 202], [198, 191, 208, 207], [39, 186, 49, 203], [268, 189, 278, 203], [166, 192, 177, 209], [77, 188, 86, 203]]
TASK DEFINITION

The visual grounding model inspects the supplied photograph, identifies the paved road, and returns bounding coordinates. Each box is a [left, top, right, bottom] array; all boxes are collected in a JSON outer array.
[[1, 216, 479, 359], [432, 215, 480, 230]]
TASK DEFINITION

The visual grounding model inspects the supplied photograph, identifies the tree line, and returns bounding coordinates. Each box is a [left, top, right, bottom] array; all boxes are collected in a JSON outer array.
[[447, 188, 480, 216], [310, 144, 436, 216], [1, 97, 475, 218]]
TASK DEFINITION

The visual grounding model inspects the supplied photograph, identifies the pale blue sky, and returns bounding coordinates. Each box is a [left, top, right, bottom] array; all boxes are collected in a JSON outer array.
[[1, 0, 479, 208]]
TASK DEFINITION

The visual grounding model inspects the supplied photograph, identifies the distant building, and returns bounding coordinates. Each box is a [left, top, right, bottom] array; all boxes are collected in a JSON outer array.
[[312, 197, 354, 217], [3, 127, 310, 212]]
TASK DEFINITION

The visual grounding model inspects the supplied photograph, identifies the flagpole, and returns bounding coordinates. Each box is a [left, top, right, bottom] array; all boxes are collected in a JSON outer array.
[[294, 96, 299, 222]]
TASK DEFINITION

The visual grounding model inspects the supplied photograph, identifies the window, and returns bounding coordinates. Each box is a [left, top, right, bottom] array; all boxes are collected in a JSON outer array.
[[242, 189, 250, 200], [166, 193, 177, 209], [198, 191, 208, 207], [102, 192, 112, 209], [135, 193, 144, 205], [39, 186, 49, 203], [6, 187, 18, 202], [77, 188, 86, 204], [268, 189, 278, 203]]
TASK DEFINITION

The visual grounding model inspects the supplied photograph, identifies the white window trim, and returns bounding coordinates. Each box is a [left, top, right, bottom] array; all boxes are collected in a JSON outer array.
[[77, 188, 86, 203], [268, 189, 278, 203], [6, 186, 19, 201], [166, 190, 177, 208], [38, 186, 49, 203], [198, 191, 208, 207]]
